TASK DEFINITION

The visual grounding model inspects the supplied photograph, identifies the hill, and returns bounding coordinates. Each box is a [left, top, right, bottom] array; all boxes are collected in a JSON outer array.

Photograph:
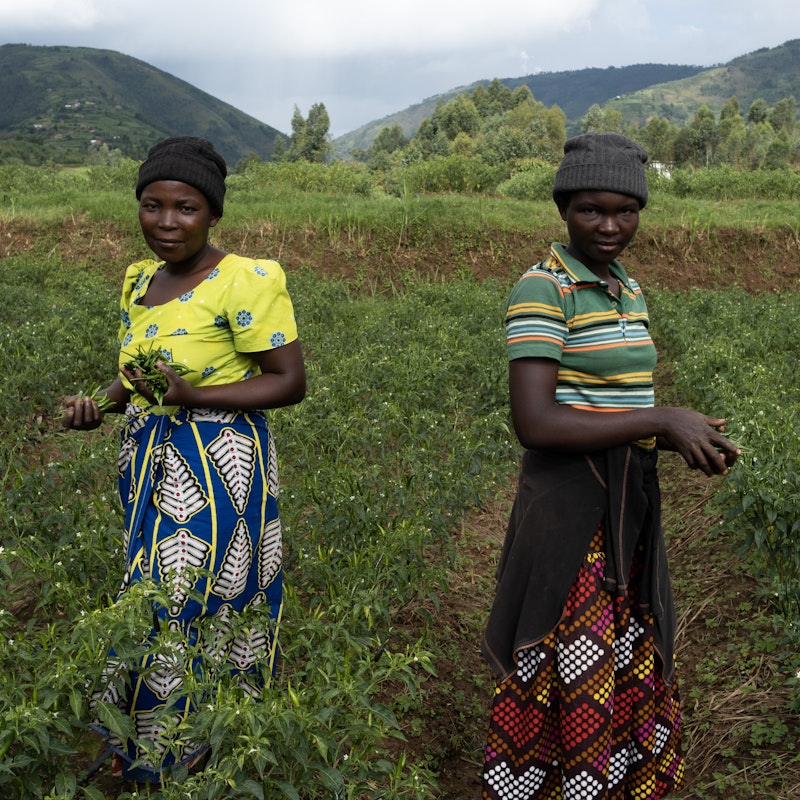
[[0, 43, 284, 167], [604, 38, 800, 126], [332, 39, 800, 157], [333, 63, 705, 157]]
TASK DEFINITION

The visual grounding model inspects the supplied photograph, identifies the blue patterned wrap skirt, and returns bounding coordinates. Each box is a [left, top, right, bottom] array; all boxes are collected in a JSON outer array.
[[91, 406, 284, 783]]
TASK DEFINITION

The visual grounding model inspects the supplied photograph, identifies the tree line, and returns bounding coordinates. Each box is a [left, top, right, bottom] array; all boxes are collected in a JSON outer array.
[[279, 79, 798, 181], [6, 79, 798, 201]]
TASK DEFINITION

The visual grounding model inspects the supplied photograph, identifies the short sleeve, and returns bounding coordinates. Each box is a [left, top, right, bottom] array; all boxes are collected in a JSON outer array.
[[117, 260, 158, 350], [505, 267, 570, 362], [222, 259, 298, 352]]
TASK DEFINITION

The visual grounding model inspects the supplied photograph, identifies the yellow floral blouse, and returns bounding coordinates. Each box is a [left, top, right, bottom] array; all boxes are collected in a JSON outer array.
[[117, 253, 298, 407]]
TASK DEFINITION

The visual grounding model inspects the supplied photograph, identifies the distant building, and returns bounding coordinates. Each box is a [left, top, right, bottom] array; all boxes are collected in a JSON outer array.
[[650, 161, 672, 178]]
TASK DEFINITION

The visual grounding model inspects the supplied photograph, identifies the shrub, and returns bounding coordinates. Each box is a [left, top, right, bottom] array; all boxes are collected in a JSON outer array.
[[663, 166, 800, 200], [229, 160, 378, 197], [385, 154, 506, 195], [86, 159, 140, 193], [496, 159, 556, 201]]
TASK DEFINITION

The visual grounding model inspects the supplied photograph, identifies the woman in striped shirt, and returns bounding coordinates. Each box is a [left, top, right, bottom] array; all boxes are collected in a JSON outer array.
[[481, 132, 740, 800]]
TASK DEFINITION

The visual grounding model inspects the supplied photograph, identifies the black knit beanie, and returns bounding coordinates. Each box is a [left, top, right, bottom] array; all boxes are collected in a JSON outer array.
[[552, 132, 649, 208], [136, 136, 227, 215]]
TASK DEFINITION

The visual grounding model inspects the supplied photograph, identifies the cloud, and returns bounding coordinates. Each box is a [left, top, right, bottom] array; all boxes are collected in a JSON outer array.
[[1, 0, 600, 59], [3, 0, 798, 67], [0, 0, 111, 29], [257, 1, 599, 57]]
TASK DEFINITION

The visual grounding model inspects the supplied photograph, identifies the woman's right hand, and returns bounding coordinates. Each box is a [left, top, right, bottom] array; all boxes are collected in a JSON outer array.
[[61, 394, 105, 430], [61, 377, 128, 430], [657, 408, 741, 476]]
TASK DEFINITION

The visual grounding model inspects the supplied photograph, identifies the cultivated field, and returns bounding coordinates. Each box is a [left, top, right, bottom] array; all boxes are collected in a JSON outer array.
[[1, 170, 799, 799]]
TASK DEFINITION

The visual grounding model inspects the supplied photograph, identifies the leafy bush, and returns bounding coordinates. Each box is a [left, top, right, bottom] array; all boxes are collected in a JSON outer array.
[[0, 164, 71, 195], [86, 160, 140, 193], [496, 159, 556, 201], [385, 154, 506, 195], [663, 166, 800, 200], [230, 160, 378, 197]]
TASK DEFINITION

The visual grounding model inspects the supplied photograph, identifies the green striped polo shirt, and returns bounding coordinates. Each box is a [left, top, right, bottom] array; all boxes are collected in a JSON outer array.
[[506, 243, 657, 446]]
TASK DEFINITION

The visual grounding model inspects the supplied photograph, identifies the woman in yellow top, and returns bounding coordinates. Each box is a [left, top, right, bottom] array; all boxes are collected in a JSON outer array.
[[63, 136, 306, 785]]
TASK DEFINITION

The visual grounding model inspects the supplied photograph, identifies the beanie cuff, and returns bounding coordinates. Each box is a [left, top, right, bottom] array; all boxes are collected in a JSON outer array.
[[552, 163, 648, 207]]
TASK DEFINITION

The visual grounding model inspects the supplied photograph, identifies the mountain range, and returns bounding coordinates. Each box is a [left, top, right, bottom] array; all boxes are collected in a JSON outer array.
[[334, 39, 800, 157], [1, 39, 798, 167]]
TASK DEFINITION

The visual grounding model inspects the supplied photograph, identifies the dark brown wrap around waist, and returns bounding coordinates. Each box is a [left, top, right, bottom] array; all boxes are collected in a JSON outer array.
[[481, 444, 676, 685]]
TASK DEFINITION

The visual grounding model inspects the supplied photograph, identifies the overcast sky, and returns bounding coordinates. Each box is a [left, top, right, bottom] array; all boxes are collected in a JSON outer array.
[[2, 0, 799, 137]]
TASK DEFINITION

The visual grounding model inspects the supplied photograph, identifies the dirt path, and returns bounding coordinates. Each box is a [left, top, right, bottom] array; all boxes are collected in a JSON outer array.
[[428, 452, 799, 799]]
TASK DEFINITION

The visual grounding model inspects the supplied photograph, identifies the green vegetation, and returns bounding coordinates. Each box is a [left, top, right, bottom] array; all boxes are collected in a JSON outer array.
[[120, 344, 194, 405], [350, 80, 800, 196], [606, 39, 800, 132], [0, 246, 511, 798], [7, 160, 800, 234], [653, 290, 800, 621], [1, 170, 799, 798], [276, 103, 334, 164], [335, 39, 800, 157], [334, 64, 707, 157]]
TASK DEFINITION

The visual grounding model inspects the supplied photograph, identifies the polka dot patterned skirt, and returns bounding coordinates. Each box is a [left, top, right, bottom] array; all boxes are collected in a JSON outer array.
[[482, 525, 684, 800]]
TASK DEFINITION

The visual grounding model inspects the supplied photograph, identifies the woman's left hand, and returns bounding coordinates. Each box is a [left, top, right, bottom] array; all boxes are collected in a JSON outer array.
[[121, 361, 198, 407]]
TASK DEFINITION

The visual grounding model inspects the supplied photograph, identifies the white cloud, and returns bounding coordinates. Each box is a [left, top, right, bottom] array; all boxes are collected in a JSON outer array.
[[0, 0, 108, 29], [256, 1, 599, 57], [0, 0, 600, 58]]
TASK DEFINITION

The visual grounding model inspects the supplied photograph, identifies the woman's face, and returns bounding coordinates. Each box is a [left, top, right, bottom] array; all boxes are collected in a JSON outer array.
[[138, 180, 220, 267], [558, 190, 640, 275]]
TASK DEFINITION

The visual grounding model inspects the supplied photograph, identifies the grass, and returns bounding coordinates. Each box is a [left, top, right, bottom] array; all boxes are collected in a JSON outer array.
[[7, 161, 800, 234]]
